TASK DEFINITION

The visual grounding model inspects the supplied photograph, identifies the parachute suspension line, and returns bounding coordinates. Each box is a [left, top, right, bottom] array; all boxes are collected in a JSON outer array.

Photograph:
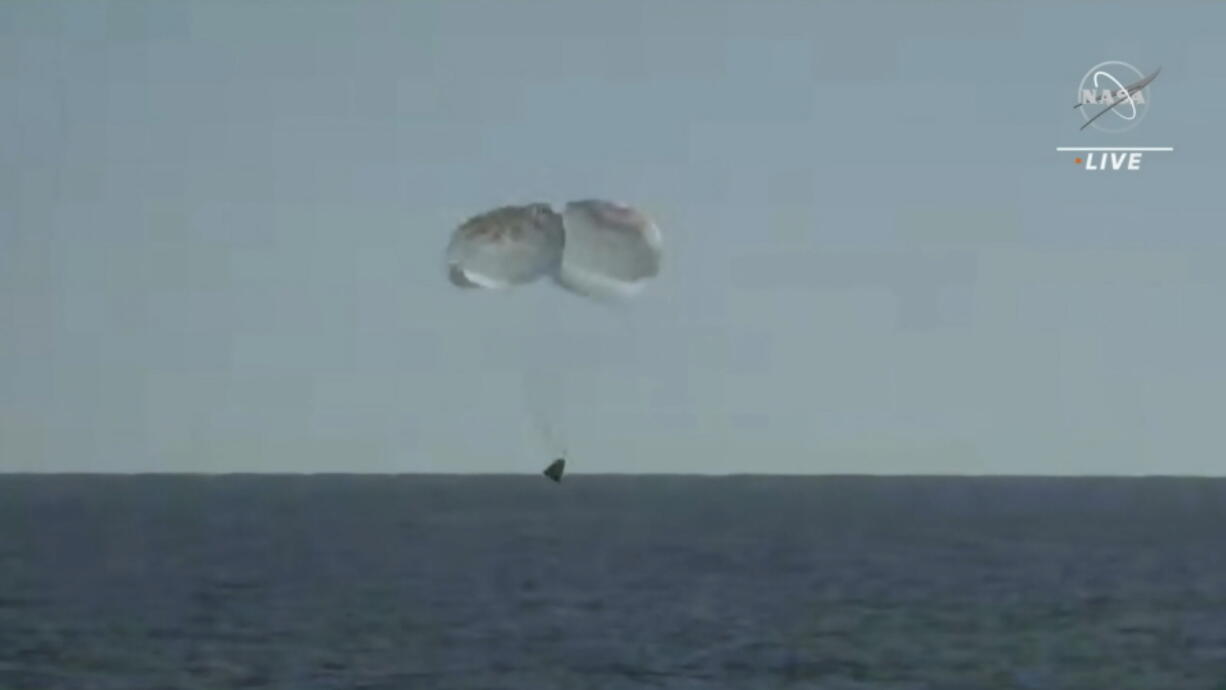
[[524, 377, 566, 458], [520, 294, 568, 460], [601, 291, 643, 370]]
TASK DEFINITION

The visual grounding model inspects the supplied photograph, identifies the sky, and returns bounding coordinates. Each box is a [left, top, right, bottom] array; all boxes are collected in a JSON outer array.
[[3, 0, 1225, 474]]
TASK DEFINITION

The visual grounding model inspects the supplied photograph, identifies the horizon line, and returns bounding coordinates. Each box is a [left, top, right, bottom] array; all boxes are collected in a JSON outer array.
[[3, 471, 1226, 480]]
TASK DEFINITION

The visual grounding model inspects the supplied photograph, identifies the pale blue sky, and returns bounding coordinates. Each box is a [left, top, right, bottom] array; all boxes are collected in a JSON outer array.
[[3, 1, 1225, 473]]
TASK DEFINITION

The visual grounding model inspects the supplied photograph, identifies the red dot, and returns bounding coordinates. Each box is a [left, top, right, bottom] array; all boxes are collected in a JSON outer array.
[[1074, 157, 1083, 164]]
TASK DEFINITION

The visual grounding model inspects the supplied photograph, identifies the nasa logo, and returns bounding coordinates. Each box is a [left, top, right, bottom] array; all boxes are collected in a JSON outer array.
[[1076, 61, 1156, 134], [1057, 61, 1171, 172]]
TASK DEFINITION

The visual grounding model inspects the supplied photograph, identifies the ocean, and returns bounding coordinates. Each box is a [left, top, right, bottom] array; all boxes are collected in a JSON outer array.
[[1, 475, 1224, 689]]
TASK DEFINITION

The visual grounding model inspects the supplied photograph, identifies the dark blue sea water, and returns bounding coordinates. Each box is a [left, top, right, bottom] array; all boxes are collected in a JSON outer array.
[[2, 475, 1225, 689]]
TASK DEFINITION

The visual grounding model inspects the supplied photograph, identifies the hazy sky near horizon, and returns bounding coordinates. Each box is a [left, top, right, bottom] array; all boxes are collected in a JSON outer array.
[[3, 1, 1226, 474]]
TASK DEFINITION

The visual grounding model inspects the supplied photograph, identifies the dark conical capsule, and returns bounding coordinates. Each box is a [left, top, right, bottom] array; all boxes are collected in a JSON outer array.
[[543, 458, 565, 483]]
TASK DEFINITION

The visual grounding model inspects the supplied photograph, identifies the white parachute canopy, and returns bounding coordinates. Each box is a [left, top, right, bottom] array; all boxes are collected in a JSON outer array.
[[445, 199, 662, 301], [553, 199, 663, 301], [445, 203, 564, 290]]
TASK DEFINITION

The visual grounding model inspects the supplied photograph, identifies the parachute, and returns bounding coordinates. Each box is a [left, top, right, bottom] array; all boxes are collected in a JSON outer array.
[[445, 200, 662, 301], [553, 200, 664, 301], [445, 203, 564, 289], [444, 199, 663, 475]]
